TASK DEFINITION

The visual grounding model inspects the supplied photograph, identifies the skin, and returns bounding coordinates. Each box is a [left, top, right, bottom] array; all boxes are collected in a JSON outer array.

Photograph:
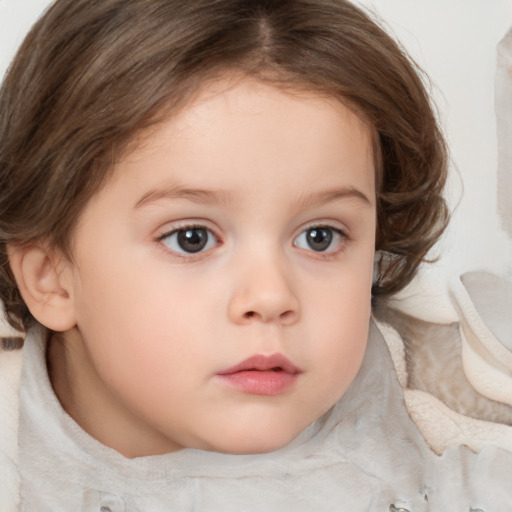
[[48, 77, 377, 457]]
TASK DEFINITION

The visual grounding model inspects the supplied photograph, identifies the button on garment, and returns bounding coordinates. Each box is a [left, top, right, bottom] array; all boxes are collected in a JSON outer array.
[[97, 493, 125, 512]]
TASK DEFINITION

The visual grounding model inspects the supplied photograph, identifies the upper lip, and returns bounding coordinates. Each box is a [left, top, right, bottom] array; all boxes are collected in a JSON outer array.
[[217, 354, 302, 375]]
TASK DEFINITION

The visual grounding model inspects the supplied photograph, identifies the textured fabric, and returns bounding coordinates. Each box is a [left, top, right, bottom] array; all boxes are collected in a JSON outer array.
[[16, 318, 512, 511], [455, 272, 512, 404], [378, 272, 512, 456], [17, 321, 432, 511], [0, 344, 22, 512]]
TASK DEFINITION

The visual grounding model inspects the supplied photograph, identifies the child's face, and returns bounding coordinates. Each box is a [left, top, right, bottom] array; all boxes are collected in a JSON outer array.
[[61, 77, 376, 456]]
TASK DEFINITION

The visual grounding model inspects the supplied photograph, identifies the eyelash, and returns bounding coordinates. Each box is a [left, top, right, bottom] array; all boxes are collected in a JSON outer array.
[[155, 223, 347, 259], [292, 224, 347, 258], [156, 224, 220, 259]]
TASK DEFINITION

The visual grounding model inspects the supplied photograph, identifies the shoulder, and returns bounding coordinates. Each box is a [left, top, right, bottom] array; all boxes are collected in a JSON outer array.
[[373, 271, 512, 455]]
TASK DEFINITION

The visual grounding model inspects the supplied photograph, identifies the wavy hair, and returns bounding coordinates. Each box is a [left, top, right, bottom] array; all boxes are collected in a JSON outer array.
[[0, 0, 448, 332]]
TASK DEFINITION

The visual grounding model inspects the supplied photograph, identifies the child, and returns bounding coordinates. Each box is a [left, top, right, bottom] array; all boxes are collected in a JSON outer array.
[[0, 0, 511, 510]]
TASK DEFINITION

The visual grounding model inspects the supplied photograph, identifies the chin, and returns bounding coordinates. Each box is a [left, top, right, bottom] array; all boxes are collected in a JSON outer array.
[[207, 429, 300, 455]]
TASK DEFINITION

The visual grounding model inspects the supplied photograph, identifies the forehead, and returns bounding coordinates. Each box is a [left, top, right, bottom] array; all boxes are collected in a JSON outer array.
[[118, 76, 376, 192]]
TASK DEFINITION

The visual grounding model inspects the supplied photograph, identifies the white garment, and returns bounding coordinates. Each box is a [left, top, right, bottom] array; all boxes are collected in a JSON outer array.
[[1, 271, 512, 511], [18, 321, 436, 511]]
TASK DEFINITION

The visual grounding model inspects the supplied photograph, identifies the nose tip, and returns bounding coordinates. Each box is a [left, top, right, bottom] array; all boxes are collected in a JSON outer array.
[[228, 267, 300, 326]]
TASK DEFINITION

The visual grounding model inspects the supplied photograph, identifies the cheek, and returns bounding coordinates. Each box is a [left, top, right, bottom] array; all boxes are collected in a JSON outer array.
[[306, 262, 372, 393], [318, 299, 369, 374], [72, 258, 216, 378]]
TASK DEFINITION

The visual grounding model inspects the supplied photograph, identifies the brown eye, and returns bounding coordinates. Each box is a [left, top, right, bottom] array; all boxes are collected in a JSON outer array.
[[161, 226, 217, 254], [177, 228, 208, 252], [294, 226, 343, 253], [306, 227, 333, 251]]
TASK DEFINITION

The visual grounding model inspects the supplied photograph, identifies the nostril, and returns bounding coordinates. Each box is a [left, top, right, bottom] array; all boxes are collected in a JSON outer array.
[[239, 308, 297, 323], [280, 310, 295, 321]]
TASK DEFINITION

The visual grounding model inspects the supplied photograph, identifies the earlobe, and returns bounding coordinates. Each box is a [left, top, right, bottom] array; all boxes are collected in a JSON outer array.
[[7, 244, 77, 332]]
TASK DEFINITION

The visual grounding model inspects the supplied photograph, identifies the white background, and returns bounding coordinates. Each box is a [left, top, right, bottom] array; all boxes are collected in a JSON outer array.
[[1, 0, 512, 317]]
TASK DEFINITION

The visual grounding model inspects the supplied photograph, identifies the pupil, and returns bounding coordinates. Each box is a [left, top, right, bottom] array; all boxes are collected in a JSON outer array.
[[306, 228, 332, 251], [177, 228, 208, 253]]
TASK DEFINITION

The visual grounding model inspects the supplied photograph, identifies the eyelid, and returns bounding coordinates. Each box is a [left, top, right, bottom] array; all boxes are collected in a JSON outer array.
[[155, 220, 222, 258], [294, 220, 349, 240], [292, 222, 348, 256], [156, 218, 220, 238]]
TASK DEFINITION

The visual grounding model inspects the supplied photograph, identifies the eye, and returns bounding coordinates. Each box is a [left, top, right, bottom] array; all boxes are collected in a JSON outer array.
[[159, 226, 218, 255], [293, 226, 344, 253]]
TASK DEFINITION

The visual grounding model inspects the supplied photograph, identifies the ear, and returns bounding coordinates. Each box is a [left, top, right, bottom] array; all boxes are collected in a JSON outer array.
[[7, 243, 77, 332]]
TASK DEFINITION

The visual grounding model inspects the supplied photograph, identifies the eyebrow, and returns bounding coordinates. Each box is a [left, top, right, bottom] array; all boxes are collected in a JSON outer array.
[[133, 184, 373, 210], [295, 187, 373, 210], [133, 185, 233, 209]]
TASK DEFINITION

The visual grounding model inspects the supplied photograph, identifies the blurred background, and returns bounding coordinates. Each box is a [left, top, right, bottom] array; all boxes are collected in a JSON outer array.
[[1, 0, 511, 330]]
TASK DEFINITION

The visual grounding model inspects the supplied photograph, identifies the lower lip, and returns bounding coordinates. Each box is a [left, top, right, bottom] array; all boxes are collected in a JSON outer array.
[[217, 370, 298, 395]]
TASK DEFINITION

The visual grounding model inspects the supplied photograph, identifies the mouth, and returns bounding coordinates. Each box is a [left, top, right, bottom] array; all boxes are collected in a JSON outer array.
[[216, 354, 302, 396]]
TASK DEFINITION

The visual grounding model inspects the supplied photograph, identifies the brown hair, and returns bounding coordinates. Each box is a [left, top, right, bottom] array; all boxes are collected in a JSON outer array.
[[0, 0, 448, 332]]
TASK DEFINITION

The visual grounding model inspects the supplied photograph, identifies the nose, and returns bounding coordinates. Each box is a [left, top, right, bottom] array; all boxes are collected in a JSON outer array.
[[227, 254, 300, 326]]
